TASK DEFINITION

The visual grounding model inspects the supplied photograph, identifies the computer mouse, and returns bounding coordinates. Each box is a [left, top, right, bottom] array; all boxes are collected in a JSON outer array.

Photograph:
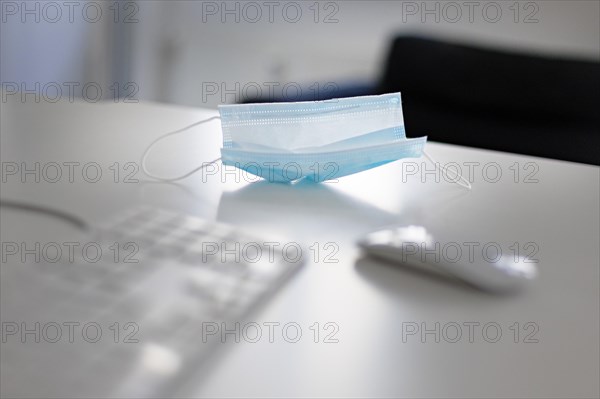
[[358, 226, 538, 292]]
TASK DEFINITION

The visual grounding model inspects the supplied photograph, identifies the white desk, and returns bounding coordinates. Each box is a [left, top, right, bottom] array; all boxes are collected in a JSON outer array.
[[1, 98, 599, 398]]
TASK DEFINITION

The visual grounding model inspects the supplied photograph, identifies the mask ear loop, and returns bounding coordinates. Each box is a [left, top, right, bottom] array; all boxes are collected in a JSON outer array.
[[141, 116, 222, 182], [423, 150, 472, 190]]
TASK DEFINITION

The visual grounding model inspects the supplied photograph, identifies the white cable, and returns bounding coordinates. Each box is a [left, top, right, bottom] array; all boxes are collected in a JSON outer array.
[[423, 150, 472, 190], [0, 199, 90, 231], [141, 116, 222, 182]]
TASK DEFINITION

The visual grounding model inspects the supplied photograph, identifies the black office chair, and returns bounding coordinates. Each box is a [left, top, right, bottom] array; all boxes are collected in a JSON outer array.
[[377, 36, 600, 165]]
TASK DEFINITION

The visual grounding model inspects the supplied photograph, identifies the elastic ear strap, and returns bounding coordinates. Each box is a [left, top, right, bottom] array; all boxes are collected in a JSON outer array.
[[141, 116, 222, 182], [423, 150, 472, 190]]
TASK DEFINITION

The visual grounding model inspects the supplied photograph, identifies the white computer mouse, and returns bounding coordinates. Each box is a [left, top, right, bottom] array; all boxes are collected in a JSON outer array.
[[358, 226, 538, 292]]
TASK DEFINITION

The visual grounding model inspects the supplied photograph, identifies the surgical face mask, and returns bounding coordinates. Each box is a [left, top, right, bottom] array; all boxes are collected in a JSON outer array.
[[141, 93, 470, 188]]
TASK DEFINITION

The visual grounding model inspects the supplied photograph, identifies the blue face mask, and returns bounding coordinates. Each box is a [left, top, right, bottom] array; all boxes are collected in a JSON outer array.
[[141, 93, 469, 188], [218, 93, 425, 182]]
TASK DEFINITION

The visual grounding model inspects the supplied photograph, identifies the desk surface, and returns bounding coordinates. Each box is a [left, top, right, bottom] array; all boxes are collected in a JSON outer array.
[[1, 98, 599, 398]]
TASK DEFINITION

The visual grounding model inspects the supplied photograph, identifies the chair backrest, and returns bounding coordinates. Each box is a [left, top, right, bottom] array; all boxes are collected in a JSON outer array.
[[377, 36, 600, 165]]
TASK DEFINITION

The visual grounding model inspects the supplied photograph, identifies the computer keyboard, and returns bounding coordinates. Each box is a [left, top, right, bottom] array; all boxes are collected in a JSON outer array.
[[1, 206, 303, 398]]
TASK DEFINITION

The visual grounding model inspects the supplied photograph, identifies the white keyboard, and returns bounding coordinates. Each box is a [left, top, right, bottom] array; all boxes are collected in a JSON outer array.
[[1, 206, 303, 398]]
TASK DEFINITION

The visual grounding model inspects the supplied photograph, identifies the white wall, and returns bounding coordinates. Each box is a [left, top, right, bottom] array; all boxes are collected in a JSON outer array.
[[2, 1, 598, 107], [130, 0, 600, 107]]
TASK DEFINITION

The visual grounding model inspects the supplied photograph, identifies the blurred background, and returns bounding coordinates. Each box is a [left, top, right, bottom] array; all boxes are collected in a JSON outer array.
[[2, 0, 599, 163]]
